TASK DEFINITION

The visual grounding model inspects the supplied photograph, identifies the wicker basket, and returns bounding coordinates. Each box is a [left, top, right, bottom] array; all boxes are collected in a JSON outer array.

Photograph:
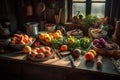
[[92, 42, 119, 55], [91, 29, 107, 38]]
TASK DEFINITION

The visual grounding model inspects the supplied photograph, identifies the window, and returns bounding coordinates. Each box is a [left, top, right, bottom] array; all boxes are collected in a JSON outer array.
[[91, 0, 106, 18], [67, 0, 106, 22], [72, 0, 86, 17]]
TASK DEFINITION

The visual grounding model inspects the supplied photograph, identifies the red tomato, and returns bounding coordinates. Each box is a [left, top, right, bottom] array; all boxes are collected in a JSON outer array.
[[34, 42, 40, 47], [60, 45, 68, 52]]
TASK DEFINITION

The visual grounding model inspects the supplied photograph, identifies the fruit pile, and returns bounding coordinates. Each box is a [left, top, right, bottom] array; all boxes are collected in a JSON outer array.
[[11, 34, 34, 45], [66, 36, 81, 50], [27, 46, 53, 59], [51, 36, 92, 52], [39, 30, 63, 44], [93, 38, 110, 49]]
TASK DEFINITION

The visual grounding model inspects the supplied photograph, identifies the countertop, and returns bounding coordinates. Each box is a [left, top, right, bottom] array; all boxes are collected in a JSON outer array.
[[0, 50, 120, 79], [0, 39, 120, 80]]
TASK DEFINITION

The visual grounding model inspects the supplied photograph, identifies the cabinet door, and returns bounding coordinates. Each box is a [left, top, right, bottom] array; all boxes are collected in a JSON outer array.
[[0, 0, 8, 20], [22, 63, 68, 80], [0, 59, 22, 80]]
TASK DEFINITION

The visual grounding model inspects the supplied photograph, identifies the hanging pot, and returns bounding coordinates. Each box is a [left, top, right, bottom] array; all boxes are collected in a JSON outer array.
[[36, 0, 46, 16], [24, 22, 39, 37]]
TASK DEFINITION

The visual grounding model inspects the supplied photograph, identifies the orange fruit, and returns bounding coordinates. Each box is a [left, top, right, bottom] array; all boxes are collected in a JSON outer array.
[[54, 32, 60, 39], [49, 33, 54, 39], [52, 33, 57, 39], [85, 52, 95, 61], [56, 30, 62, 35], [60, 45, 68, 51], [45, 35, 52, 42], [39, 33, 45, 40], [23, 46, 31, 54]]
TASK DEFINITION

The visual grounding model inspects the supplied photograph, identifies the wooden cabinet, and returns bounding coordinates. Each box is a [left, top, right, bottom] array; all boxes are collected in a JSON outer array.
[[0, 55, 120, 80], [22, 63, 68, 80], [0, 58, 22, 80], [0, 0, 8, 20], [0, 0, 18, 33]]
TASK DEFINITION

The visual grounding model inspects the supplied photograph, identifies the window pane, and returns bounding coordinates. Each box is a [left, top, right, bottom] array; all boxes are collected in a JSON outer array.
[[92, 0, 105, 1], [73, 0, 86, 1], [72, 3, 86, 17], [91, 3, 105, 18]]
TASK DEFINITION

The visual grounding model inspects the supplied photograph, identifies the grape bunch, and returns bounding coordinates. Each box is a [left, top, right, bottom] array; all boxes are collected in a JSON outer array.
[[93, 38, 110, 49]]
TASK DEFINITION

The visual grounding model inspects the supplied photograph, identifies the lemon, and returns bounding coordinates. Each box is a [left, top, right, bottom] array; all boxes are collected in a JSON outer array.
[[89, 49, 96, 56], [23, 46, 31, 54]]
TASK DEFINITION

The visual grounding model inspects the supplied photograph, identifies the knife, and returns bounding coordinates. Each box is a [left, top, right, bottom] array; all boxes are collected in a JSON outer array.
[[68, 56, 76, 68], [53, 47, 62, 59]]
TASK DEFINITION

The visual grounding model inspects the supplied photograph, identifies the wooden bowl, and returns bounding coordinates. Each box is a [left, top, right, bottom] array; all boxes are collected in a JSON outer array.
[[27, 47, 55, 62], [9, 37, 36, 50], [92, 42, 119, 55]]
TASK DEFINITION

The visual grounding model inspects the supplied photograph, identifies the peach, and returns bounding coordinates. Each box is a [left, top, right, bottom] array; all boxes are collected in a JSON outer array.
[[85, 52, 95, 61]]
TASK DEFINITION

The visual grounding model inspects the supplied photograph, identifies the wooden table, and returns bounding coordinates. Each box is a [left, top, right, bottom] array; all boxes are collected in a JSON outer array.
[[0, 51, 120, 80]]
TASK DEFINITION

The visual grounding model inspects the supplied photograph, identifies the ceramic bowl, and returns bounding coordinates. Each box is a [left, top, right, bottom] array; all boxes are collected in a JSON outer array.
[[9, 37, 36, 50]]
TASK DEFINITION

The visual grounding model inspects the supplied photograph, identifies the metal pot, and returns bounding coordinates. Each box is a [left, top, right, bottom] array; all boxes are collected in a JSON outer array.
[[24, 22, 39, 37], [0, 24, 10, 39]]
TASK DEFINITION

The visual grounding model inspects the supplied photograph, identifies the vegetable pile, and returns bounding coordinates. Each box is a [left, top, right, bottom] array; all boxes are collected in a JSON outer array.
[[51, 36, 92, 52]]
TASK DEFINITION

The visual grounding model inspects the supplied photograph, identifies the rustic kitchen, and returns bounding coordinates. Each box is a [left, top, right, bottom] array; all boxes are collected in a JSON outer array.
[[0, 0, 120, 80]]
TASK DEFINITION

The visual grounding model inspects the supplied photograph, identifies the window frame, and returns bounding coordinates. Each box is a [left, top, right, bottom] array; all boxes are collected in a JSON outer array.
[[67, 0, 110, 22]]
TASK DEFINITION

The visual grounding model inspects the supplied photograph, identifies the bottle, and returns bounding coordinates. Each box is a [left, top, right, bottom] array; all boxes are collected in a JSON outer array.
[[26, 0, 33, 16]]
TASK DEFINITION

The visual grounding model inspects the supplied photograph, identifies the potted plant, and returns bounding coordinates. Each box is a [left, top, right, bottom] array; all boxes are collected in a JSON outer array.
[[81, 15, 100, 36]]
